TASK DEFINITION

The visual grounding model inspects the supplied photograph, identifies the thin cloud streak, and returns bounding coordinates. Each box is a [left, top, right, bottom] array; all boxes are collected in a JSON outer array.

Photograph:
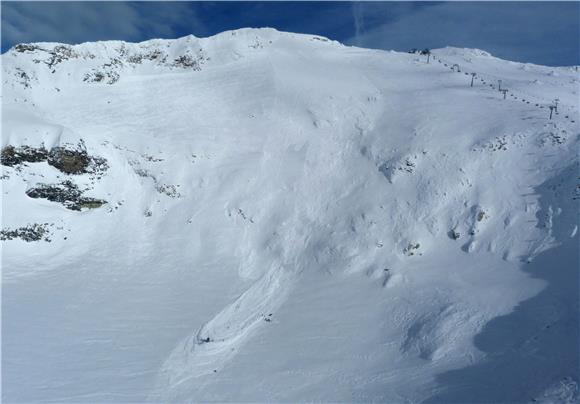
[[1, 2, 206, 48], [352, 2, 365, 47]]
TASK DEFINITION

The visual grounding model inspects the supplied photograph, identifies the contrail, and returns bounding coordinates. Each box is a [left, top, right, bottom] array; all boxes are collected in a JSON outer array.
[[352, 2, 365, 46]]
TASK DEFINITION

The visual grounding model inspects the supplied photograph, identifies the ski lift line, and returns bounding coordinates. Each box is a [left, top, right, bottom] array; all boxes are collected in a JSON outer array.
[[432, 53, 576, 123], [433, 53, 576, 116], [427, 52, 575, 124], [434, 54, 561, 104], [471, 70, 561, 105]]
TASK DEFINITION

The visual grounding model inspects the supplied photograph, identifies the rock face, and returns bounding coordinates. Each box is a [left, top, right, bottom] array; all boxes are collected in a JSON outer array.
[[25, 180, 106, 211], [1, 145, 48, 167], [47, 146, 90, 174], [1, 142, 108, 175], [4, 34, 212, 91], [2, 142, 109, 211], [0, 223, 52, 242]]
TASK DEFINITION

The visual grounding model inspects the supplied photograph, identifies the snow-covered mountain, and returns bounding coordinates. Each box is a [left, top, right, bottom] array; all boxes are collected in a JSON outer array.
[[1, 28, 578, 402]]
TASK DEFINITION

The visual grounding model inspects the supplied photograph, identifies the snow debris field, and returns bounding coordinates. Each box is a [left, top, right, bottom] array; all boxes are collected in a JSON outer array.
[[1, 28, 578, 403]]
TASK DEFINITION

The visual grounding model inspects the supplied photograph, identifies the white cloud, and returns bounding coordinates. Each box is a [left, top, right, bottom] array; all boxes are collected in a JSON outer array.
[[1, 2, 206, 48]]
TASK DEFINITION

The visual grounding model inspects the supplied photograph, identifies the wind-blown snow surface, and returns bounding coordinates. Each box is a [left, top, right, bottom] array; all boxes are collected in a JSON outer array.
[[1, 28, 578, 402]]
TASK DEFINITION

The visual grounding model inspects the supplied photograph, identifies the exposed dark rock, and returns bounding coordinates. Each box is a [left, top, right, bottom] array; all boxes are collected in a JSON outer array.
[[143, 49, 166, 63], [448, 229, 461, 240], [83, 70, 120, 85], [13, 44, 43, 53], [130, 163, 180, 198], [2, 142, 108, 175], [476, 210, 488, 222], [84, 71, 105, 82], [173, 55, 201, 70], [46, 45, 79, 69], [78, 200, 107, 210], [26, 181, 107, 211], [127, 54, 144, 64], [156, 183, 181, 198], [48, 142, 109, 175], [403, 242, 421, 256], [1, 223, 52, 242], [47, 146, 90, 174], [14, 68, 34, 88], [1, 145, 48, 167], [198, 337, 212, 344]]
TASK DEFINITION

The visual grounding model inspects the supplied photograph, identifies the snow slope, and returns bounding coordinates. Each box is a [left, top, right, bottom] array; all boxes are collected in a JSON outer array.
[[1, 28, 578, 402]]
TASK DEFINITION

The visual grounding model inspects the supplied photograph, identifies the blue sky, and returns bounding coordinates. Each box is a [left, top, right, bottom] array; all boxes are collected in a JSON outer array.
[[1, 2, 579, 66]]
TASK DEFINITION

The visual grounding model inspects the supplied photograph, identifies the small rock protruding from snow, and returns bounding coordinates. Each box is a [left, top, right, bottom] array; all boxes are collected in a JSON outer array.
[[403, 242, 421, 256], [379, 154, 419, 183], [448, 229, 461, 240]]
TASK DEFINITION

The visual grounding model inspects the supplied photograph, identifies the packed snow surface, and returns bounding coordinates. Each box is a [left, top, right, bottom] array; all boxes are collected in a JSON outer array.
[[1, 28, 578, 402]]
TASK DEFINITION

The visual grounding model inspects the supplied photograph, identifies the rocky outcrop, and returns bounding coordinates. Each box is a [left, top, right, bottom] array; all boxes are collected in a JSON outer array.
[[26, 180, 107, 211], [1, 142, 108, 175]]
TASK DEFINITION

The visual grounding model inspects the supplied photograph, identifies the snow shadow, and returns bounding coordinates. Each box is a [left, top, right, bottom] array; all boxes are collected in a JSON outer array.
[[426, 167, 579, 403]]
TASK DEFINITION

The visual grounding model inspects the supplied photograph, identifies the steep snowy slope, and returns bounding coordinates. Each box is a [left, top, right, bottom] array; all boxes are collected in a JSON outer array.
[[1, 28, 578, 402]]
